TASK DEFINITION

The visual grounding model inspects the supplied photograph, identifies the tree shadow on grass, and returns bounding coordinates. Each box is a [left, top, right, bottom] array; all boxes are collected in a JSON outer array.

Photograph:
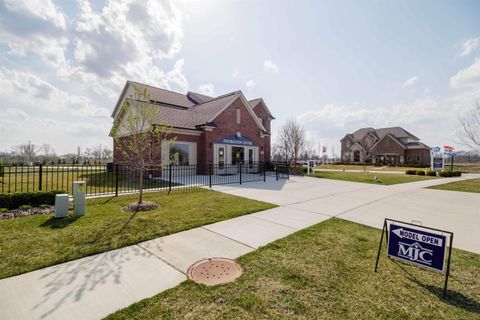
[[40, 216, 80, 229], [393, 260, 480, 314]]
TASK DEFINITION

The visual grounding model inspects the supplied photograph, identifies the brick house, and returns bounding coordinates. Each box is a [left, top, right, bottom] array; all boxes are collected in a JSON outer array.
[[340, 127, 430, 165], [110, 81, 274, 169]]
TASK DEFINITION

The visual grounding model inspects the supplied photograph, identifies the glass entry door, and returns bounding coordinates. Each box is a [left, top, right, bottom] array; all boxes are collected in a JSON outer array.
[[231, 146, 244, 165]]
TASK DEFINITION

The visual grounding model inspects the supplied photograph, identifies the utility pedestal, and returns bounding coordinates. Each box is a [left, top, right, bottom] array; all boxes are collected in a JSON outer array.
[[54, 194, 69, 218], [73, 181, 86, 217]]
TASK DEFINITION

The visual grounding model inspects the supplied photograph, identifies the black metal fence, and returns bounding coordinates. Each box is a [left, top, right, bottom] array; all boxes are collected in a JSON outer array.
[[0, 161, 289, 197]]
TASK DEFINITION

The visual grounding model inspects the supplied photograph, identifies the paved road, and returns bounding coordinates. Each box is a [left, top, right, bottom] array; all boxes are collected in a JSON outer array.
[[213, 174, 480, 254], [1, 174, 478, 320]]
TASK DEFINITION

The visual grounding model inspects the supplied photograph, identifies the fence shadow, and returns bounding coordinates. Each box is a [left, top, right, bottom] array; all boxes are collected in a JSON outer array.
[[40, 216, 80, 229]]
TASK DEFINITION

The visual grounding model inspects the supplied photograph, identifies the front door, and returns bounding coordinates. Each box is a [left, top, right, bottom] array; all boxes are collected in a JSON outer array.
[[231, 146, 244, 165]]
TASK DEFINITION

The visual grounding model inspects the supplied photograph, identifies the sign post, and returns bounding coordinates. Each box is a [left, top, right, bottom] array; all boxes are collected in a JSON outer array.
[[443, 146, 456, 173], [374, 218, 453, 297], [430, 146, 443, 171]]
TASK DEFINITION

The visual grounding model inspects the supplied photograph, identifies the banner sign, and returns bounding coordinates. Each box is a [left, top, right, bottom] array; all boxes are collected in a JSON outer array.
[[387, 224, 447, 272], [374, 219, 454, 297], [431, 156, 443, 171], [444, 145, 454, 153], [216, 134, 255, 146]]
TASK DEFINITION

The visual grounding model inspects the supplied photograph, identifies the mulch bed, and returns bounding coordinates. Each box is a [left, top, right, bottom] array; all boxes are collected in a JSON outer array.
[[0, 206, 54, 220]]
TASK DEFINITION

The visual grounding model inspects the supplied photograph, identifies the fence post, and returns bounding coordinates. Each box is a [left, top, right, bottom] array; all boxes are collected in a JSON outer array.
[[38, 164, 43, 191], [276, 163, 279, 181], [168, 164, 172, 192], [239, 163, 242, 185], [263, 162, 266, 182], [209, 163, 212, 188], [287, 162, 290, 180], [115, 163, 119, 196]]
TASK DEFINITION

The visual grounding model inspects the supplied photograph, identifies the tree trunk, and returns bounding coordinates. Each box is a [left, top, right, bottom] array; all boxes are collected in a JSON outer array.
[[138, 168, 144, 205]]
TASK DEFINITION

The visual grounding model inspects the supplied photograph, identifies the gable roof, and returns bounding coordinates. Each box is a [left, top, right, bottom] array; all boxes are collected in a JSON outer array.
[[248, 98, 275, 119], [375, 127, 419, 140], [111, 81, 270, 135]]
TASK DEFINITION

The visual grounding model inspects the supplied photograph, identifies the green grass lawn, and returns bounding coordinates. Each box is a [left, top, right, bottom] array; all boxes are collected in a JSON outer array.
[[428, 178, 480, 193], [308, 171, 437, 185], [106, 219, 480, 320], [0, 190, 275, 279], [314, 164, 424, 172]]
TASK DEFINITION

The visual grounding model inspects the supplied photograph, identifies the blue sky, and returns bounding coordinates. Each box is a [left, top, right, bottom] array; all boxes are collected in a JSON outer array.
[[1, 0, 480, 155]]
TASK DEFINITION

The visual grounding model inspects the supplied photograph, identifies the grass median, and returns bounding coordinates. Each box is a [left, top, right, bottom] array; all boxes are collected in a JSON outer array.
[[0, 189, 276, 279], [309, 171, 437, 185], [106, 218, 480, 320], [428, 178, 480, 193]]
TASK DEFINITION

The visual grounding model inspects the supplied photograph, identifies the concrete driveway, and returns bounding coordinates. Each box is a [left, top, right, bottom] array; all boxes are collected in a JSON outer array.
[[213, 174, 480, 254]]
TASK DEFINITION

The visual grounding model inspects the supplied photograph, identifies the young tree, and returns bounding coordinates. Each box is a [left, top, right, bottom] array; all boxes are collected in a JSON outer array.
[[111, 86, 176, 207], [457, 102, 480, 152], [359, 134, 376, 172], [278, 118, 306, 164]]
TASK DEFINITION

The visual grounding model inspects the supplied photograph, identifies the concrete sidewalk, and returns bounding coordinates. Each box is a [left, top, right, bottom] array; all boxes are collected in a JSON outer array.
[[0, 201, 330, 320], [214, 174, 480, 254], [1, 174, 478, 320]]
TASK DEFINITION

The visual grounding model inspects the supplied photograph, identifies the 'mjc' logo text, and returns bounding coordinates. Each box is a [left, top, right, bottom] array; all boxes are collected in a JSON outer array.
[[397, 242, 433, 265]]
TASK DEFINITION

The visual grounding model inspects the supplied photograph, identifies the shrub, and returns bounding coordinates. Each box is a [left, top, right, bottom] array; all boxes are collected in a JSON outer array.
[[438, 171, 453, 177], [405, 170, 416, 175], [19, 205, 32, 210], [426, 170, 437, 176], [0, 190, 65, 210], [416, 170, 426, 176], [453, 171, 462, 177], [0, 208, 8, 213], [289, 165, 304, 176]]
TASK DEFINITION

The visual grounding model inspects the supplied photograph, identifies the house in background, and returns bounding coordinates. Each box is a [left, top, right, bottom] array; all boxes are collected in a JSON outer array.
[[110, 81, 274, 169], [340, 127, 430, 165]]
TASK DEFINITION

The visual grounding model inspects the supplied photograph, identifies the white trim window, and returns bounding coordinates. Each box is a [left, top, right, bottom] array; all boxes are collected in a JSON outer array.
[[162, 141, 197, 165]]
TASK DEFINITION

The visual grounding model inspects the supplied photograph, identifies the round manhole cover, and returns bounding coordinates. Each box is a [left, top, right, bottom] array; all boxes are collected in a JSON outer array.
[[187, 258, 242, 286]]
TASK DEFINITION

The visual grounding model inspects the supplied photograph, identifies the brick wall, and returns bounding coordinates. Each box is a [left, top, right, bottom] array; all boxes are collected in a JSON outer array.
[[405, 149, 431, 165]]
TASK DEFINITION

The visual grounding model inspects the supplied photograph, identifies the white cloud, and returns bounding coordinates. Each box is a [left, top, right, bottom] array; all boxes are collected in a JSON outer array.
[[4, 0, 66, 29], [402, 76, 419, 88], [246, 79, 256, 90], [450, 57, 480, 88], [459, 37, 480, 57], [264, 60, 279, 73], [0, 68, 112, 152], [0, 0, 68, 67], [198, 82, 215, 96]]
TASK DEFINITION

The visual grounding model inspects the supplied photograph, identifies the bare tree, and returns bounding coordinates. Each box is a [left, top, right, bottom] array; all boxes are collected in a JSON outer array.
[[278, 119, 306, 163], [111, 86, 176, 206], [12, 142, 38, 163], [40, 144, 56, 163], [359, 134, 376, 172], [101, 147, 113, 161], [458, 102, 480, 152]]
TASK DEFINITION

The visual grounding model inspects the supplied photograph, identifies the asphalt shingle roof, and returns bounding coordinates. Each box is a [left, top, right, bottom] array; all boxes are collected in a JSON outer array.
[[118, 82, 268, 132]]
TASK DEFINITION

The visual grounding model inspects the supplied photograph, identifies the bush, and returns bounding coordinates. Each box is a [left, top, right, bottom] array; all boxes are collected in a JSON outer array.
[[426, 170, 437, 176], [289, 165, 305, 176], [438, 171, 453, 177], [0, 208, 8, 213], [416, 170, 426, 176], [453, 171, 462, 177], [0, 190, 65, 210], [405, 170, 416, 175]]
